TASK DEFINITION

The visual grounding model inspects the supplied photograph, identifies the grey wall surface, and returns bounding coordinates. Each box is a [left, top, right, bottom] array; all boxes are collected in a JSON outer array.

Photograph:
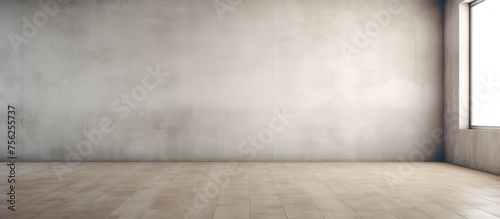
[[0, 0, 444, 162], [444, 0, 500, 175]]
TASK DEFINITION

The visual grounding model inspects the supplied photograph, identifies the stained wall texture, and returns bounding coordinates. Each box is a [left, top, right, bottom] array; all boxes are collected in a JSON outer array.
[[0, 0, 444, 162], [444, 0, 500, 175]]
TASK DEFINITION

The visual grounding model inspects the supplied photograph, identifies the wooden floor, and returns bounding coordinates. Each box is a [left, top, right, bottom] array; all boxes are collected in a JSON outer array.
[[1, 162, 500, 219]]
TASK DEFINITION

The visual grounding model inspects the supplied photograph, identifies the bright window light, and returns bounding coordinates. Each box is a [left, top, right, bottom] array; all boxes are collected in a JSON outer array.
[[470, 0, 500, 128]]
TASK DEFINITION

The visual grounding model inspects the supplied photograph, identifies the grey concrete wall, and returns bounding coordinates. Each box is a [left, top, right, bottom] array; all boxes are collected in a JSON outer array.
[[0, 0, 444, 162], [444, 0, 500, 175]]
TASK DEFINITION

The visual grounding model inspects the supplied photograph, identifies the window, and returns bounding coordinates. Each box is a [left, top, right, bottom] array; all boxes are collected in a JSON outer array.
[[470, 0, 500, 128]]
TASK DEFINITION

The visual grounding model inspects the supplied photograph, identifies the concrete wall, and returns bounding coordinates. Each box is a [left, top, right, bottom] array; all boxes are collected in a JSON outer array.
[[444, 0, 500, 175], [0, 0, 444, 162]]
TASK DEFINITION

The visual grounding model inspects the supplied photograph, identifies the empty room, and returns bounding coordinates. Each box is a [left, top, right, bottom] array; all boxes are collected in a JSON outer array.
[[1, 0, 499, 218]]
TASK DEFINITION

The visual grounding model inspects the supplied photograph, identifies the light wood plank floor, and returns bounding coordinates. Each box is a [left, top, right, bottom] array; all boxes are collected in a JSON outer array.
[[1, 162, 499, 219]]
